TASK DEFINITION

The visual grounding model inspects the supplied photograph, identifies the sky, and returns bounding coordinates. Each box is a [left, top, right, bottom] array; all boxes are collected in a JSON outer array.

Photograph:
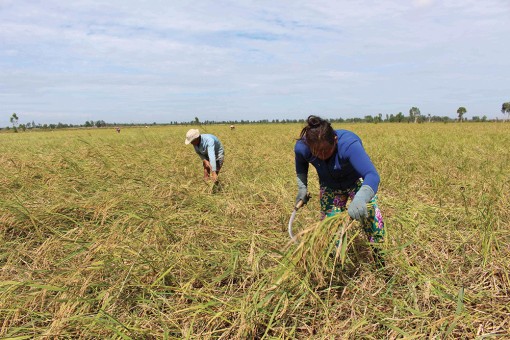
[[1, 0, 509, 126]]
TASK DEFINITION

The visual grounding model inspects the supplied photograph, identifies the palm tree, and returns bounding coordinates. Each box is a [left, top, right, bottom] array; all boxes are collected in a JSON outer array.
[[501, 102, 510, 121], [457, 107, 467, 122], [10, 113, 19, 132], [409, 107, 421, 123]]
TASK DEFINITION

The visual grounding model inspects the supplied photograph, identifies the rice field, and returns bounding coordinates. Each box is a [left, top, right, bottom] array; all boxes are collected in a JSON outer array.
[[0, 122, 509, 339]]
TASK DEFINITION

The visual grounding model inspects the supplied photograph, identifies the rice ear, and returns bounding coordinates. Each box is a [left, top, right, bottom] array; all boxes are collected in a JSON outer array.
[[281, 212, 355, 287]]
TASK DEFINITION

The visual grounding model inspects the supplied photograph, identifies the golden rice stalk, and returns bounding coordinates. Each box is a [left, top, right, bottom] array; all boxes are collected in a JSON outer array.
[[275, 212, 356, 289]]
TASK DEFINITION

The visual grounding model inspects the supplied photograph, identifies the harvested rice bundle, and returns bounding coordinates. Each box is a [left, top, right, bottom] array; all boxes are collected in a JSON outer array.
[[275, 212, 357, 288]]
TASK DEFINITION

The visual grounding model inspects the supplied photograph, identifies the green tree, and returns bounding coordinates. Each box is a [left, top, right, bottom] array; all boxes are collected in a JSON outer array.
[[10, 113, 19, 132], [501, 102, 510, 121], [364, 115, 374, 123], [194, 117, 200, 125], [95, 120, 106, 128], [409, 107, 421, 123], [457, 107, 467, 122]]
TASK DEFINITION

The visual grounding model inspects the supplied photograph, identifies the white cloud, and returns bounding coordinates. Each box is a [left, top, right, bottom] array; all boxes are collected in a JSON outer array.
[[414, 0, 434, 8]]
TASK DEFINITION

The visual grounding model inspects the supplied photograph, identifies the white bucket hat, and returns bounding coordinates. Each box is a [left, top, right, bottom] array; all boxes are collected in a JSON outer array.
[[185, 129, 200, 144]]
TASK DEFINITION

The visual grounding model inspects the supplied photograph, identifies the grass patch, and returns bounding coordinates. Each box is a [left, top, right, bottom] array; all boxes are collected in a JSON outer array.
[[1, 123, 509, 338]]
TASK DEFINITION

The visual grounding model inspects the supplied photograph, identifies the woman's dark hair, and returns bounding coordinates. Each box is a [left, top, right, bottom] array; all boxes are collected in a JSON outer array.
[[299, 115, 336, 147]]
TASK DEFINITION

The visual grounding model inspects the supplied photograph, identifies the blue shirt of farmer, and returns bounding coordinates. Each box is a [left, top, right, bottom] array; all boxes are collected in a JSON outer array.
[[194, 134, 224, 172], [295, 130, 380, 193]]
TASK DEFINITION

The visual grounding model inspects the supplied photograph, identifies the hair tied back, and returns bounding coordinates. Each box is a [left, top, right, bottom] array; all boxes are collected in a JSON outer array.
[[308, 115, 322, 128]]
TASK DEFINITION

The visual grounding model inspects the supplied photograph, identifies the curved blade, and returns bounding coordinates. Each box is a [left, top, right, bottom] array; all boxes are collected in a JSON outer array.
[[288, 209, 298, 243]]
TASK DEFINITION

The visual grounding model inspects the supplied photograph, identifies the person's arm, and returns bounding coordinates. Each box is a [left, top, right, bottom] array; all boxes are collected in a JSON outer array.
[[209, 139, 223, 182], [205, 138, 217, 172], [345, 141, 380, 219], [210, 171, 218, 182], [295, 142, 310, 205], [203, 164, 210, 179], [296, 173, 309, 205], [193, 143, 210, 179], [345, 141, 380, 194]]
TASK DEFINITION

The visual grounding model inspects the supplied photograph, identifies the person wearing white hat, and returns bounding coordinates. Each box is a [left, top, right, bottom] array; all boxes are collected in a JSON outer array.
[[185, 129, 224, 182]]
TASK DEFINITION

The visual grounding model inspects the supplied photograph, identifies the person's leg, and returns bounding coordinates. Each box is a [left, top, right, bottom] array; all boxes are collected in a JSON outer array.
[[320, 186, 352, 258], [347, 180, 385, 243], [203, 166, 210, 179], [365, 196, 386, 266], [216, 159, 223, 174], [364, 197, 385, 244], [210, 159, 223, 192], [320, 186, 349, 220], [349, 180, 386, 267], [203, 158, 212, 179]]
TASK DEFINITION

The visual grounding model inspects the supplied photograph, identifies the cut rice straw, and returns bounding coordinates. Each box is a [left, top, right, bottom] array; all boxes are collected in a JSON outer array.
[[277, 211, 358, 288]]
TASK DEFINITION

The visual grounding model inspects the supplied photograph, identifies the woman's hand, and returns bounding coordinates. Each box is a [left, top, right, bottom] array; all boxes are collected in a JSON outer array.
[[348, 185, 374, 220]]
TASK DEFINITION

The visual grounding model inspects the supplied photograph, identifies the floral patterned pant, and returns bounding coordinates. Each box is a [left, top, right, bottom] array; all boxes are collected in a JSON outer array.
[[320, 180, 385, 244]]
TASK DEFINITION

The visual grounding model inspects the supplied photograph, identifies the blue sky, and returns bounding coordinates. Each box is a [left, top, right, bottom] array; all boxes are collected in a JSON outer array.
[[1, 0, 509, 126]]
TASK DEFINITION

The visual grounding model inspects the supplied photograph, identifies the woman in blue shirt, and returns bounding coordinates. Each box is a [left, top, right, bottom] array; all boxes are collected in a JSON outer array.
[[295, 116, 385, 255]]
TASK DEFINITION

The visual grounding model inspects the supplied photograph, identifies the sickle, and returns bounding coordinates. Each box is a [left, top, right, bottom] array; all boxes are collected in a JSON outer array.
[[288, 198, 307, 243]]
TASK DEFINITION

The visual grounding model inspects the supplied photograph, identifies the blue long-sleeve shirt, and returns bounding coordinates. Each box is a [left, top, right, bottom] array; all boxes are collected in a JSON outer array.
[[294, 130, 380, 193], [194, 134, 224, 171]]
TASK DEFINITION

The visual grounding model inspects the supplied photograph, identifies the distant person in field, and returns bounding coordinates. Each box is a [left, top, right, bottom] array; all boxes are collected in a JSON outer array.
[[185, 129, 224, 183], [294, 115, 385, 264]]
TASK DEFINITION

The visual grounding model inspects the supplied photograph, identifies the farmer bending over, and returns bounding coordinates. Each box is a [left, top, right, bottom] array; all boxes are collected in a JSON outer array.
[[294, 115, 385, 264], [185, 129, 224, 183]]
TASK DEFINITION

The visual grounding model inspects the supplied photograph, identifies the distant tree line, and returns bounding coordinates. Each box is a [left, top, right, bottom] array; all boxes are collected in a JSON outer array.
[[3, 103, 510, 131], [2, 118, 134, 131], [160, 104, 510, 125]]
